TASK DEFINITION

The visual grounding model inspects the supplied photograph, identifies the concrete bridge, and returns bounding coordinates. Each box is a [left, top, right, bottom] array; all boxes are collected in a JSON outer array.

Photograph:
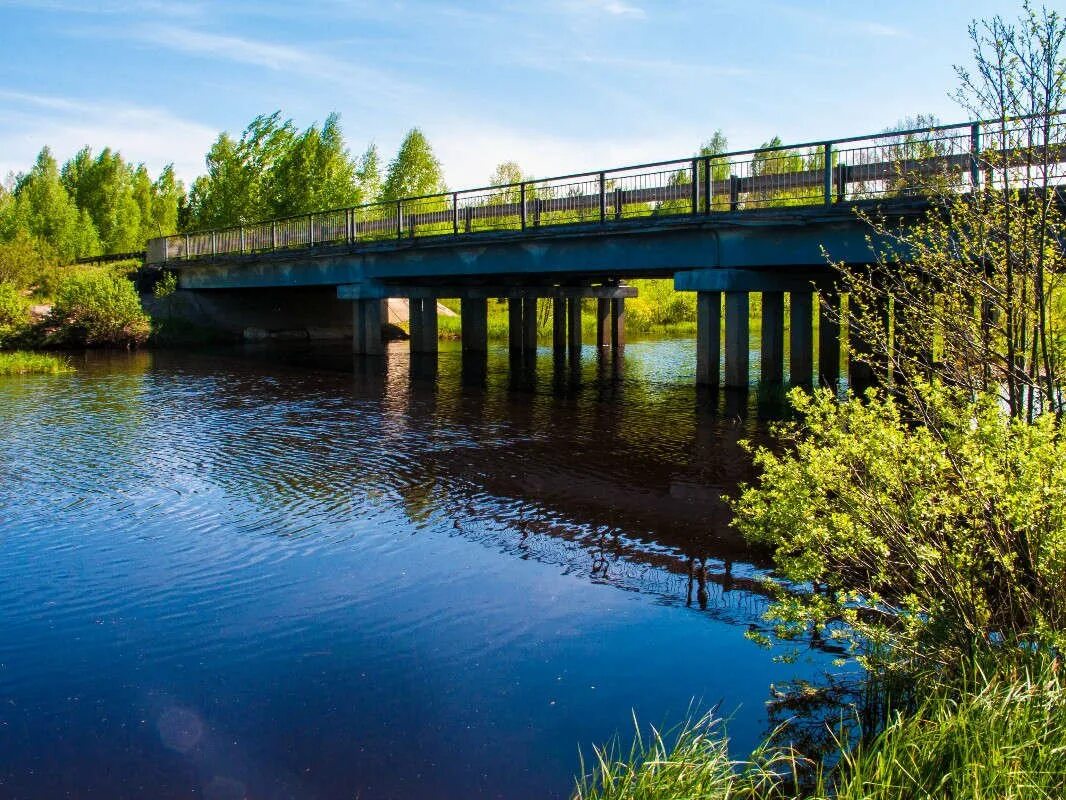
[[146, 118, 999, 387]]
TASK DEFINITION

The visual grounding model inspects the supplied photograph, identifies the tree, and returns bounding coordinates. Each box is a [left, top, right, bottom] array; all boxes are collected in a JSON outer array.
[[186, 112, 297, 228], [61, 146, 142, 253], [487, 160, 529, 204], [356, 143, 383, 204], [837, 1, 1066, 420], [4, 148, 99, 261], [268, 113, 362, 216], [380, 128, 446, 201]]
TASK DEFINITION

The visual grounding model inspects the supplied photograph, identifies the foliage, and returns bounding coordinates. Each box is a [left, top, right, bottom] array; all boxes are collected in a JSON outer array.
[[0, 230, 54, 287], [153, 270, 178, 298], [0, 282, 29, 345], [837, 2, 1066, 419], [268, 113, 362, 216], [356, 142, 383, 203], [46, 269, 150, 347], [380, 128, 446, 201], [733, 386, 1066, 673], [0, 351, 72, 375], [0, 350, 70, 375]]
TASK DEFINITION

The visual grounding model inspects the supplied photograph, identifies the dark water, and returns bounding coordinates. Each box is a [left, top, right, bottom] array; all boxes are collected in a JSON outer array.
[[0, 340, 835, 799]]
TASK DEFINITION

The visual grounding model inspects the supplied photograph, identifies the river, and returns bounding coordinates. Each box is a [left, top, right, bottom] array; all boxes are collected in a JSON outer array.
[[0, 339, 838, 799]]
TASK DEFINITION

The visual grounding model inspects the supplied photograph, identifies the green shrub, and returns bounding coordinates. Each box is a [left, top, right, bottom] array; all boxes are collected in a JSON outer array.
[[732, 386, 1066, 675], [47, 269, 150, 347], [0, 282, 30, 346]]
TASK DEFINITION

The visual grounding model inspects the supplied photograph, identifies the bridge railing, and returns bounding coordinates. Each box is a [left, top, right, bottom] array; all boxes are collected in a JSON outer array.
[[155, 113, 1066, 264]]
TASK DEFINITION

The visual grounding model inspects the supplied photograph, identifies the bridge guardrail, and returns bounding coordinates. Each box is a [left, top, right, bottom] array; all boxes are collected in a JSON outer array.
[[153, 113, 1066, 265]]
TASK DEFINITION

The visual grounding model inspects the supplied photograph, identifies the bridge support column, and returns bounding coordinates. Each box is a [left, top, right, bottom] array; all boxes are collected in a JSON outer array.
[[819, 289, 841, 388], [410, 298, 437, 353], [696, 291, 721, 386], [461, 298, 488, 352], [568, 297, 583, 354], [552, 298, 566, 351], [522, 298, 538, 353], [596, 299, 610, 348], [724, 292, 749, 387], [508, 299, 523, 353], [610, 299, 625, 350], [789, 290, 813, 386], [761, 291, 784, 384], [352, 298, 384, 355]]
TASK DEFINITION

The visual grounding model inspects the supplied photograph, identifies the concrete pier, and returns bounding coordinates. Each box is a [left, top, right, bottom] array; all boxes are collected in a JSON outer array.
[[610, 298, 625, 349], [818, 290, 840, 388], [522, 297, 538, 352], [696, 291, 721, 386], [409, 298, 438, 354], [761, 291, 784, 384], [352, 298, 384, 355], [724, 292, 749, 388], [567, 298, 582, 354], [508, 299, 523, 353], [789, 290, 813, 385], [552, 299, 566, 351], [596, 299, 610, 348], [461, 298, 488, 352]]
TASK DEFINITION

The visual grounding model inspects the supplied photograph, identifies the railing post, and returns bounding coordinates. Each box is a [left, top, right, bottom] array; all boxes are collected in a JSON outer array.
[[729, 174, 739, 211], [239, 226, 246, 254], [534, 198, 541, 227], [520, 183, 527, 230], [452, 193, 459, 235], [599, 172, 607, 222], [308, 213, 314, 247], [465, 205, 472, 233], [211, 230, 217, 256], [270, 221, 276, 251], [970, 122, 982, 190], [823, 142, 833, 206], [836, 163, 847, 202], [345, 209, 352, 244], [690, 158, 699, 215], [614, 187, 623, 220], [702, 156, 711, 213], [184, 233, 190, 260], [396, 201, 403, 239]]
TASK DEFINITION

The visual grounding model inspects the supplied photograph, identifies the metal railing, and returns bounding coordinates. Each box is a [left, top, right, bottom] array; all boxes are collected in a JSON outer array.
[[154, 112, 1066, 264]]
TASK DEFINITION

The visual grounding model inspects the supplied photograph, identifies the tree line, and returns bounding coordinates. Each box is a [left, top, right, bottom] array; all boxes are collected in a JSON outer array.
[[0, 111, 735, 263]]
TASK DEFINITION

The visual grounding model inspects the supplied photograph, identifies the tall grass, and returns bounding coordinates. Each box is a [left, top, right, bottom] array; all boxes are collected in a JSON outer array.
[[0, 351, 72, 375]]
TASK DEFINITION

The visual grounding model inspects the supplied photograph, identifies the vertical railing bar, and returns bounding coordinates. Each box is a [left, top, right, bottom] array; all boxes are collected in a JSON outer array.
[[308, 213, 314, 247], [184, 233, 190, 260], [271, 221, 277, 251], [823, 142, 833, 206], [599, 172, 607, 222], [970, 122, 982, 190], [452, 192, 459, 235], [690, 158, 699, 215], [239, 225, 246, 254], [702, 156, 711, 213], [520, 183, 527, 230], [396, 201, 403, 239], [729, 174, 739, 211]]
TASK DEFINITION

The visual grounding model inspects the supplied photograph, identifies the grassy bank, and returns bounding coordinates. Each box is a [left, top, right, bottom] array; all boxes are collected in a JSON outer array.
[[575, 654, 1065, 800], [0, 351, 72, 375]]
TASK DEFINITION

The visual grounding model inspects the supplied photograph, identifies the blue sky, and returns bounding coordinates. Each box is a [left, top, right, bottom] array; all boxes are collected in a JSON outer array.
[[0, 0, 1021, 190]]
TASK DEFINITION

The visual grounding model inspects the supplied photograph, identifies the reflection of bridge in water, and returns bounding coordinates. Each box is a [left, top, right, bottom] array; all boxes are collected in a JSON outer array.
[[147, 115, 1065, 387]]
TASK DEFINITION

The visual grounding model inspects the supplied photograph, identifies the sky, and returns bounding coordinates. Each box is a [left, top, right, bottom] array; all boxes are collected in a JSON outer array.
[[0, 0, 1029, 191]]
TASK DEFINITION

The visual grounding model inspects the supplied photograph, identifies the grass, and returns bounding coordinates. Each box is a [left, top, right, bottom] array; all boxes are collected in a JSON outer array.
[[0, 350, 72, 375], [573, 654, 1066, 800]]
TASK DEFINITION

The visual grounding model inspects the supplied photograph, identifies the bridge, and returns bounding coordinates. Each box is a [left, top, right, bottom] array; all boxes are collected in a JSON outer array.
[[146, 116, 1036, 387]]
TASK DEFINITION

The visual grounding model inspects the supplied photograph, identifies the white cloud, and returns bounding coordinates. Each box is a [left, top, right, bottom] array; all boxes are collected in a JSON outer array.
[[0, 91, 217, 183], [559, 0, 646, 19]]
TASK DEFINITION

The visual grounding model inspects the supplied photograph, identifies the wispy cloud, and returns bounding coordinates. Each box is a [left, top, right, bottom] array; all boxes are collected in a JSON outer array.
[[0, 90, 217, 182], [558, 0, 646, 19]]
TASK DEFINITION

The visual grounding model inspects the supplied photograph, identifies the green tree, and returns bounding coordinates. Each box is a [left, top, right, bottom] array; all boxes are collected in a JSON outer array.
[[268, 113, 362, 216], [356, 142, 383, 204], [186, 112, 297, 228], [61, 146, 142, 253], [380, 128, 446, 201], [4, 148, 100, 261]]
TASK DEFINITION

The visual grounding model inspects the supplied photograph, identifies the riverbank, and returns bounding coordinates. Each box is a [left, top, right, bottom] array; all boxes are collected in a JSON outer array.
[[0, 351, 71, 375]]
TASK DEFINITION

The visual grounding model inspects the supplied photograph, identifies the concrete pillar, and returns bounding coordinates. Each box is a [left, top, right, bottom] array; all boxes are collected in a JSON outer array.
[[819, 289, 841, 388], [522, 297, 538, 352], [353, 298, 383, 355], [552, 298, 566, 351], [596, 298, 610, 347], [421, 298, 438, 353], [567, 297, 582, 353], [461, 298, 488, 352], [724, 291, 749, 387], [610, 298, 625, 349], [761, 291, 784, 384], [408, 298, 424, 352], [696, 291, 721, 386], [508, 298, 523, 352], [789, 290, 813, 385], [848, 292, 875, 388]]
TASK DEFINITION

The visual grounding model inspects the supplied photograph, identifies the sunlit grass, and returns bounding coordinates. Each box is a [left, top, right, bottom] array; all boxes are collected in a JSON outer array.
[[0, 351, 72, 375]]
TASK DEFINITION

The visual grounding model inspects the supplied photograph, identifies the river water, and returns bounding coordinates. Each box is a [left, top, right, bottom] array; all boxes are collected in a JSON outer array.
[[0, 340, 836, 799]]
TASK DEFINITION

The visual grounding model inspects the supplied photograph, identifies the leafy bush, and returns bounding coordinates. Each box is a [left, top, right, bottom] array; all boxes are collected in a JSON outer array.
[[0, 282, 28, 327], [732, 386, 1066, 675], [46, 269, 150, 347]]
